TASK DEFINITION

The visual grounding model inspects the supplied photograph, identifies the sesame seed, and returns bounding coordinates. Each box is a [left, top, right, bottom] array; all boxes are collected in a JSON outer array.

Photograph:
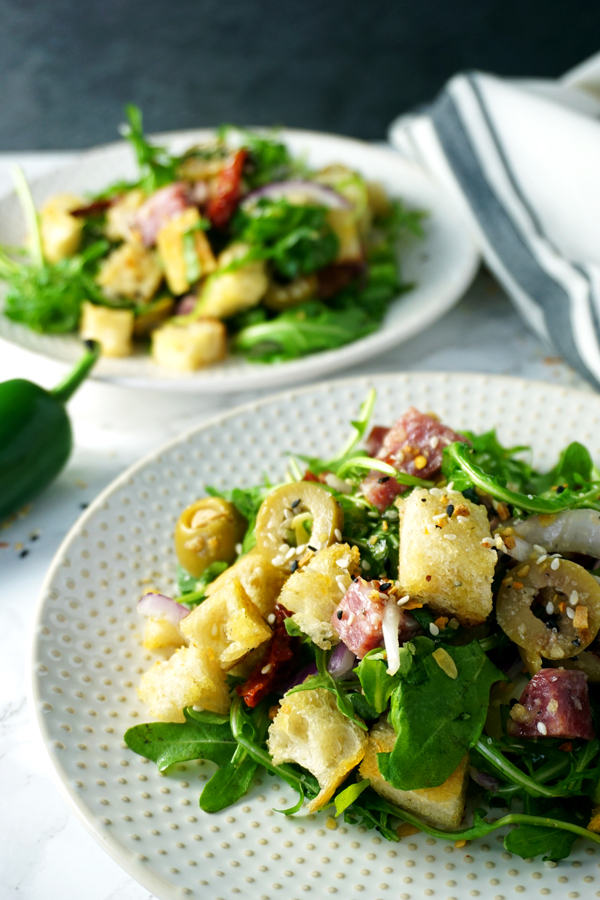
[[367, 511, 379, 518], [433, 512, 447, 523], [296, 544, 307, 554], [291, 499, 301, 508], [378, 592, 389, 600], [533, 544, 546, 555], [430, 488, 442, 496], [267, 614, 276, 625], [283, 509, 294, 521], [537, 722, 548, 735], [272, 555, 285, 567], [361, 560, 371, 571], [378, 476, 391, 484], [443, 533, 457, 541], [334, 529, 342, 541], [397, 595, 410, 606], [308, 544, 318, 552], [550, 558, 560, 570], [285, 547, 296, 561], [429, 623, 440, 636], [235, 543, 242, 554], [261, 664, 273, 675], [337, 610, 343, 620], [379, 582, 392, 591], [456, 516, 469, 524], [430, 436, 439, 449], [336, 557, 350, 569], [546, 602, 554, 615], [570, 591, 579, 606], [536, 555, 547, 565], [446, 482, 454, 491], [566, 607, 575, 620], [279, 543, 290, 554]]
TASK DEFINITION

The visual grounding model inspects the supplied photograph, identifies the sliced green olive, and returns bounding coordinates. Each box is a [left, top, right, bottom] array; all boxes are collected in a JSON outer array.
[[255, 482, 343, 564], [175, 497, 246, 578], [556, 649, 600, 683], [497, 558, 600, 673]]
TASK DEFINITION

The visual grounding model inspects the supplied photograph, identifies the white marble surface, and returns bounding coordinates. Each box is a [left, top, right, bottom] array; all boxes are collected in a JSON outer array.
[[0, 152, 592, 900]]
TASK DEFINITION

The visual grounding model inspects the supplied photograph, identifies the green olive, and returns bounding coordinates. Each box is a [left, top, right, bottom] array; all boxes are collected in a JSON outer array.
[[497, 558, 600, 672], [175, 497, 246, 577], [255, 482, 343, 564]]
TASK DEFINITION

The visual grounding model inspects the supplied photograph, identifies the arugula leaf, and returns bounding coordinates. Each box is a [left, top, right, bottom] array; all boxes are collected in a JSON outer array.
[[355, 648, 407, 714], [348, 692, 380, 721], [332, 779, 371, 816], [503, 806, 583, 862], [341, 788, 400, 841], [442, 430, 532, 494], [176, 560, 229, 608], [218, 126, 296, 188], [124, 708, 237, 770], [200, 744, 258, 813], [532, 441, 595, 493], [409, 607, 464, 644], [122, 104, 177, 193], [378, 637, 505, 790], [287, 647, 367, 730]]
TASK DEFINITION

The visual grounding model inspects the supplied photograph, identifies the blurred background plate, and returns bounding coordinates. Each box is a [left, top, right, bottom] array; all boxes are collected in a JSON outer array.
[[30, 370, 600, 899], [0, 129, 478, 392]]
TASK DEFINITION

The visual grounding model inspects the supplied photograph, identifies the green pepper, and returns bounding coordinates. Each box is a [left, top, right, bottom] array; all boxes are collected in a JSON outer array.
[[0, 340, 99, 521]]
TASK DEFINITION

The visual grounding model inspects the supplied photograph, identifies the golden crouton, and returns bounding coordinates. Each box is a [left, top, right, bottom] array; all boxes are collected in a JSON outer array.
[[195, 242, 269, 319], [79, 301, 134, 357], [205, 548, 288, 618], [359, 720, 469, 829], [40, 193, 84, 263], [143, 616, 187, 650], [96, 240, 163, 303], [588, 807, 600, 833], [180, 577, 272, 670], [105, 188, 146, 242], [156, 207, 217, 295], [151, 319, 227, 372], [267, 688, 368, 812], [327, 208, 362, 263], [137, 645, 230, 722], [277, 544, 360, 648], [398, 488, 495, 626]]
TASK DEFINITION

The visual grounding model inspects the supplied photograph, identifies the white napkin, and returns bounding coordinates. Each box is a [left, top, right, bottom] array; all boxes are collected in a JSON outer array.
[[388, 55, 600, 388]]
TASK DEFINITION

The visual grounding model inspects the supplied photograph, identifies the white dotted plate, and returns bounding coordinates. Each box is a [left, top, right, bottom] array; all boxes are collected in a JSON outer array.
[[0, 129, 478, 393], [31, 372, 600, 899]]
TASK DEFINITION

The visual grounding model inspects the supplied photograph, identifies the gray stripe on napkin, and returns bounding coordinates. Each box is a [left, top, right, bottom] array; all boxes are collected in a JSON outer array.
[[428, 86, 600, 388]]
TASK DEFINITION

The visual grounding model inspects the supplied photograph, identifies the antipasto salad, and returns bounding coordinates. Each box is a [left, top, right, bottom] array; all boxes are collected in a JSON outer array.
[[126, 392, 600, 861], [0, 107, 422, 371]]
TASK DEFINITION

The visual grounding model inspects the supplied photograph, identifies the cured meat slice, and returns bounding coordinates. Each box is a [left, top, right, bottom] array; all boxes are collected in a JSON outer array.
[[508, 668, 594, 740]]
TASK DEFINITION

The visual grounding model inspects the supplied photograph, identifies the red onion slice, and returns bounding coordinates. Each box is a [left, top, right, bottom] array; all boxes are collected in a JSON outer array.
[[382, 600, 401, 675], [469, 767, 501, 793], [137, 592, 190, 626], [242, 180, 350, 211], [328, 641, 357, 679]]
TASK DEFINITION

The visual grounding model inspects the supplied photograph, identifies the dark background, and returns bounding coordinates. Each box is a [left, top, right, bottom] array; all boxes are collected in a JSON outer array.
[[1, 0, 598, 150]]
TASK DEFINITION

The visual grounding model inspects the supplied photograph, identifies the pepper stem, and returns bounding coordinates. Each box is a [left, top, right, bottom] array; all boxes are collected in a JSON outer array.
[[51, 340, 100, 404]]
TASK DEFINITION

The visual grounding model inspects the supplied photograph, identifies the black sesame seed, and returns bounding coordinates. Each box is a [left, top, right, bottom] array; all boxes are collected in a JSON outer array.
[[351, 574, 359, 582], [379, 582, 392, 591], [291, 499, 301, 508], [421, 498, 427, 502], [378, 476, 391, 484], [308, 545, 317, 552], [30, 534, 39, 542], [19, 549, 29, 558], [446, 504, 455, 517], [290, 560, 299, 573], [572, 637, 581, 647], [556, 485, 566, 494], [80, 502, 89, 510], [337, 610, 343, 620]]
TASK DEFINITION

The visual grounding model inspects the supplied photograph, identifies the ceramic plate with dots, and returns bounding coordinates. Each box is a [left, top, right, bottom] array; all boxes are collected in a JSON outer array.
[[31, 372, 600, 899], [0, 129, 478, 393]]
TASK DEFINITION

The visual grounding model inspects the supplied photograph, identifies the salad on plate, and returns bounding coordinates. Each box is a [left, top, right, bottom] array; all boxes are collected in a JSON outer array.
[[0, 108, 423, 372], [125, 391, 600, 861]]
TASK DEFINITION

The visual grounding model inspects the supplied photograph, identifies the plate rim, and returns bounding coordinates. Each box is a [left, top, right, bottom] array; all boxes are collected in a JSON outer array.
[[28, 369, 599, 898], [1, 128, 479, 392]]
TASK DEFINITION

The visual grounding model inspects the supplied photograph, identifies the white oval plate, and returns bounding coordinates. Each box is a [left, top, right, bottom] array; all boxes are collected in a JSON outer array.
[[30, 371, 600, 898], [0, 130, 478, 392]]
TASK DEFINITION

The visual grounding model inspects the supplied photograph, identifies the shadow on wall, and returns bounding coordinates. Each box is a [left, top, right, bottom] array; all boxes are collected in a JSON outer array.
[[1, 0, 598, 149]]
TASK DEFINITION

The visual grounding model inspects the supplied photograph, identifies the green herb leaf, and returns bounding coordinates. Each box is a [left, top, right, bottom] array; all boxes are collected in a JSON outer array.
[[287, 647, 367, 730], [378, 637, 505, 790], [333, 779, 371, 816], [122, 104, 178, 193], [124, 708, 237, 771], [200, 745, 258, 812], [355, 648, 407, 714], [177, 561, 229, 609]]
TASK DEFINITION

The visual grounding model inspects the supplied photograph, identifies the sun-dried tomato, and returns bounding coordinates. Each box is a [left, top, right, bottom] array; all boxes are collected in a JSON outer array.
[[206, 148, 247, 229], [237, 604, 299, 708]]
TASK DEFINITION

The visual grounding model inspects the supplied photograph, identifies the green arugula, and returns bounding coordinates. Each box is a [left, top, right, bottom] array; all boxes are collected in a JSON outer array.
[[176, 560, 229, 608], [217, 126, 297, 188], [122, 104, 178, 193], [286, 646, 367, 731], [355, 648, 407, 714], [124, 708, 236, 771], [378, 637, 505, 790]]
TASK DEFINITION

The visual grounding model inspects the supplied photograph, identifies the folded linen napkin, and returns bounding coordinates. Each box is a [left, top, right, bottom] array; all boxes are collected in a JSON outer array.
[[388, 57, 600, 388]]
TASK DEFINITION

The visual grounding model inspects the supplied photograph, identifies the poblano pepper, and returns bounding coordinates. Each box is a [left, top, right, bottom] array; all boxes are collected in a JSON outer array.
[[0, 340, 99, 520]]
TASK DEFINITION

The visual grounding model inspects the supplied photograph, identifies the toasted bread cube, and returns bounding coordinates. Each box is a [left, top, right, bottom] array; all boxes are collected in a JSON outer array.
[[278, 544, 360, 648], [589, 807, 600, 833], [205, 548, 288, 618], [40, 193, 84, 263], [143, 616, 187, 650], [398, 488, 494, 626], [105, 188, 146, 242], [359, 720, 469, 829], [196, 242, 268, 319], [137, 645, 230, 722], [156, 207, 217, 295], [96, 240, 163, 303], [327, 208, 362, 263], [80, 301, 134, 357], [268, 688, 368, 812], [180, 577, 272, 670], [151, 319, 227, 372]]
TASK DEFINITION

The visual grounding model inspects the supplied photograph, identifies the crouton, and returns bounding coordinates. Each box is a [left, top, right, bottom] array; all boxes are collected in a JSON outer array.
[[359, 720, 469, 829], [277, 544, 360, 648], [589, 807, 600, 833], [151, 319, 227, 372], [143, 616, 187, 650], [327, 208, 362, 263], [79, 301, 134, 357], [205, 548, 288, 618], [96, 240, 163, 303], [268, 688, 367, 812], [40, 193, 84, 263], [137, 645, 230, 722], [398, 488, 495, 626], [105, 188, 146, 242], [180, 577, 272, 670], [195, 243, 268, 319], [156, 207, 217, 295]]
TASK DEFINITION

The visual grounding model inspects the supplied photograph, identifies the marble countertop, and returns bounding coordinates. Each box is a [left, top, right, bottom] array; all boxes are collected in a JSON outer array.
[[0, 153, 591, 900]]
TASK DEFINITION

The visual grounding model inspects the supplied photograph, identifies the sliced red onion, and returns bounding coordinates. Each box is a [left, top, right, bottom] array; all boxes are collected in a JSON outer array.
[[280, 662, 318, 694], [242, 179, 350, 211], [469, 767, 501, 793], [328, 642, 357, 679], [175, 294, 198, 316], [382, 600, 401, 675], [137, 592, 190, 625]]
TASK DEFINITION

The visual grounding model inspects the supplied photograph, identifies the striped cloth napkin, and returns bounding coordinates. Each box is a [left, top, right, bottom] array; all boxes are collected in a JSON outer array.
[[388, 54, 600, 389]]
